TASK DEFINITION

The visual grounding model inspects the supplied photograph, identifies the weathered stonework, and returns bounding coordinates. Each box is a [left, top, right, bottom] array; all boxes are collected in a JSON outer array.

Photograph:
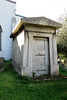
[[10, 17, 62, 77], [0, 57, 4, 72]]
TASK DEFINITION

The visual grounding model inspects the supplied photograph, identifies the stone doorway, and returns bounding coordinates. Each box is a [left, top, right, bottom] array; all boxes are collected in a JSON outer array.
[[33, 37, 49, 76]]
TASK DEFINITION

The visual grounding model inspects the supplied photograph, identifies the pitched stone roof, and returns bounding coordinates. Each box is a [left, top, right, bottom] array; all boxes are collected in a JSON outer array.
[[21, 17, 62, 28], [10, 17, 62, 38]]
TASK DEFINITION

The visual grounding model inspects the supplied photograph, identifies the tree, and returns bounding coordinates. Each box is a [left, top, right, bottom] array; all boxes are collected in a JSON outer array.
[[57, 10, 67, 58]]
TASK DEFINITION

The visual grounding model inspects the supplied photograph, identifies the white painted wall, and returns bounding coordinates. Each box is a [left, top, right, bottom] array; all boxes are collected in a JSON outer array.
[[0, 0, 16, 60]]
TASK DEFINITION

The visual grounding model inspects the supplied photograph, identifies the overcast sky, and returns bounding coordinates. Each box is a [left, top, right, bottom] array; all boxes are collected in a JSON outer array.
[[13, 0, 67, 21]]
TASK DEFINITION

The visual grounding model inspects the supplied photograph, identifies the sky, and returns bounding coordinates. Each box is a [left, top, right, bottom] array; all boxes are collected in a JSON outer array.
[[13, 0, 67, 21]]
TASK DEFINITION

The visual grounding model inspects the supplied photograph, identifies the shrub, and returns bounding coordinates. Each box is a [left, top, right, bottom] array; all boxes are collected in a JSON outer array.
[[59, 64, 67, 75]]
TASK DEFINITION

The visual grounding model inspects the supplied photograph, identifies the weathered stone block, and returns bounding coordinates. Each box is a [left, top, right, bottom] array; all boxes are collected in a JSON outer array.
[[0, 57, 4, 72], [64, 59, 67, 68]]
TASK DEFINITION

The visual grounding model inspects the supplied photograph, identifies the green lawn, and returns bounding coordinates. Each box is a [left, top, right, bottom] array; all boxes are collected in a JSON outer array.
[[0, 61, 67, 100]]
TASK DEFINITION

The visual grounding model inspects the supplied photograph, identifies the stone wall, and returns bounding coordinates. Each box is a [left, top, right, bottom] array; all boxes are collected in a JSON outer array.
[[12, 25, 59, 77]]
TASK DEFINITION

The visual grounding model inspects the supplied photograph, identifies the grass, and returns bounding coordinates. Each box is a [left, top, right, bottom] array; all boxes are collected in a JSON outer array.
[[0, 61, 67, 100]]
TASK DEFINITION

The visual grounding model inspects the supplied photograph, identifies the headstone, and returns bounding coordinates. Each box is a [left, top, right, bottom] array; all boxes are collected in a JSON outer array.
[[0, 57, 4, 72], [64, 59, 67, 68]]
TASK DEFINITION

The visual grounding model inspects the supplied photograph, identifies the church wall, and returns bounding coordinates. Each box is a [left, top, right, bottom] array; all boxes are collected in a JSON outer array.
[[0, 0, 16, 60]]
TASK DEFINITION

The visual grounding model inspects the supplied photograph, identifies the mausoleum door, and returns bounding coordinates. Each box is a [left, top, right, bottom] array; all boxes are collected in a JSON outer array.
[[33, 37, 49, 76]]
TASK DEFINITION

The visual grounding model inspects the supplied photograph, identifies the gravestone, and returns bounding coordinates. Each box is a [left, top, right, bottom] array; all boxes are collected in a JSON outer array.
[[64, 59, 67, 68], [0, 57, 4, 72]]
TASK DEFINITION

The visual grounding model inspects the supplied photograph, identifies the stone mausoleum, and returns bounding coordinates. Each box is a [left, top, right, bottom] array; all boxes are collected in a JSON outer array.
[[10, 17, 62, 77]]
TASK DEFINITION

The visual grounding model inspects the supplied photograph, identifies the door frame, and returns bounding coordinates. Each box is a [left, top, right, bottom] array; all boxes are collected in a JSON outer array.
[[28, 31, 53, 76]]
